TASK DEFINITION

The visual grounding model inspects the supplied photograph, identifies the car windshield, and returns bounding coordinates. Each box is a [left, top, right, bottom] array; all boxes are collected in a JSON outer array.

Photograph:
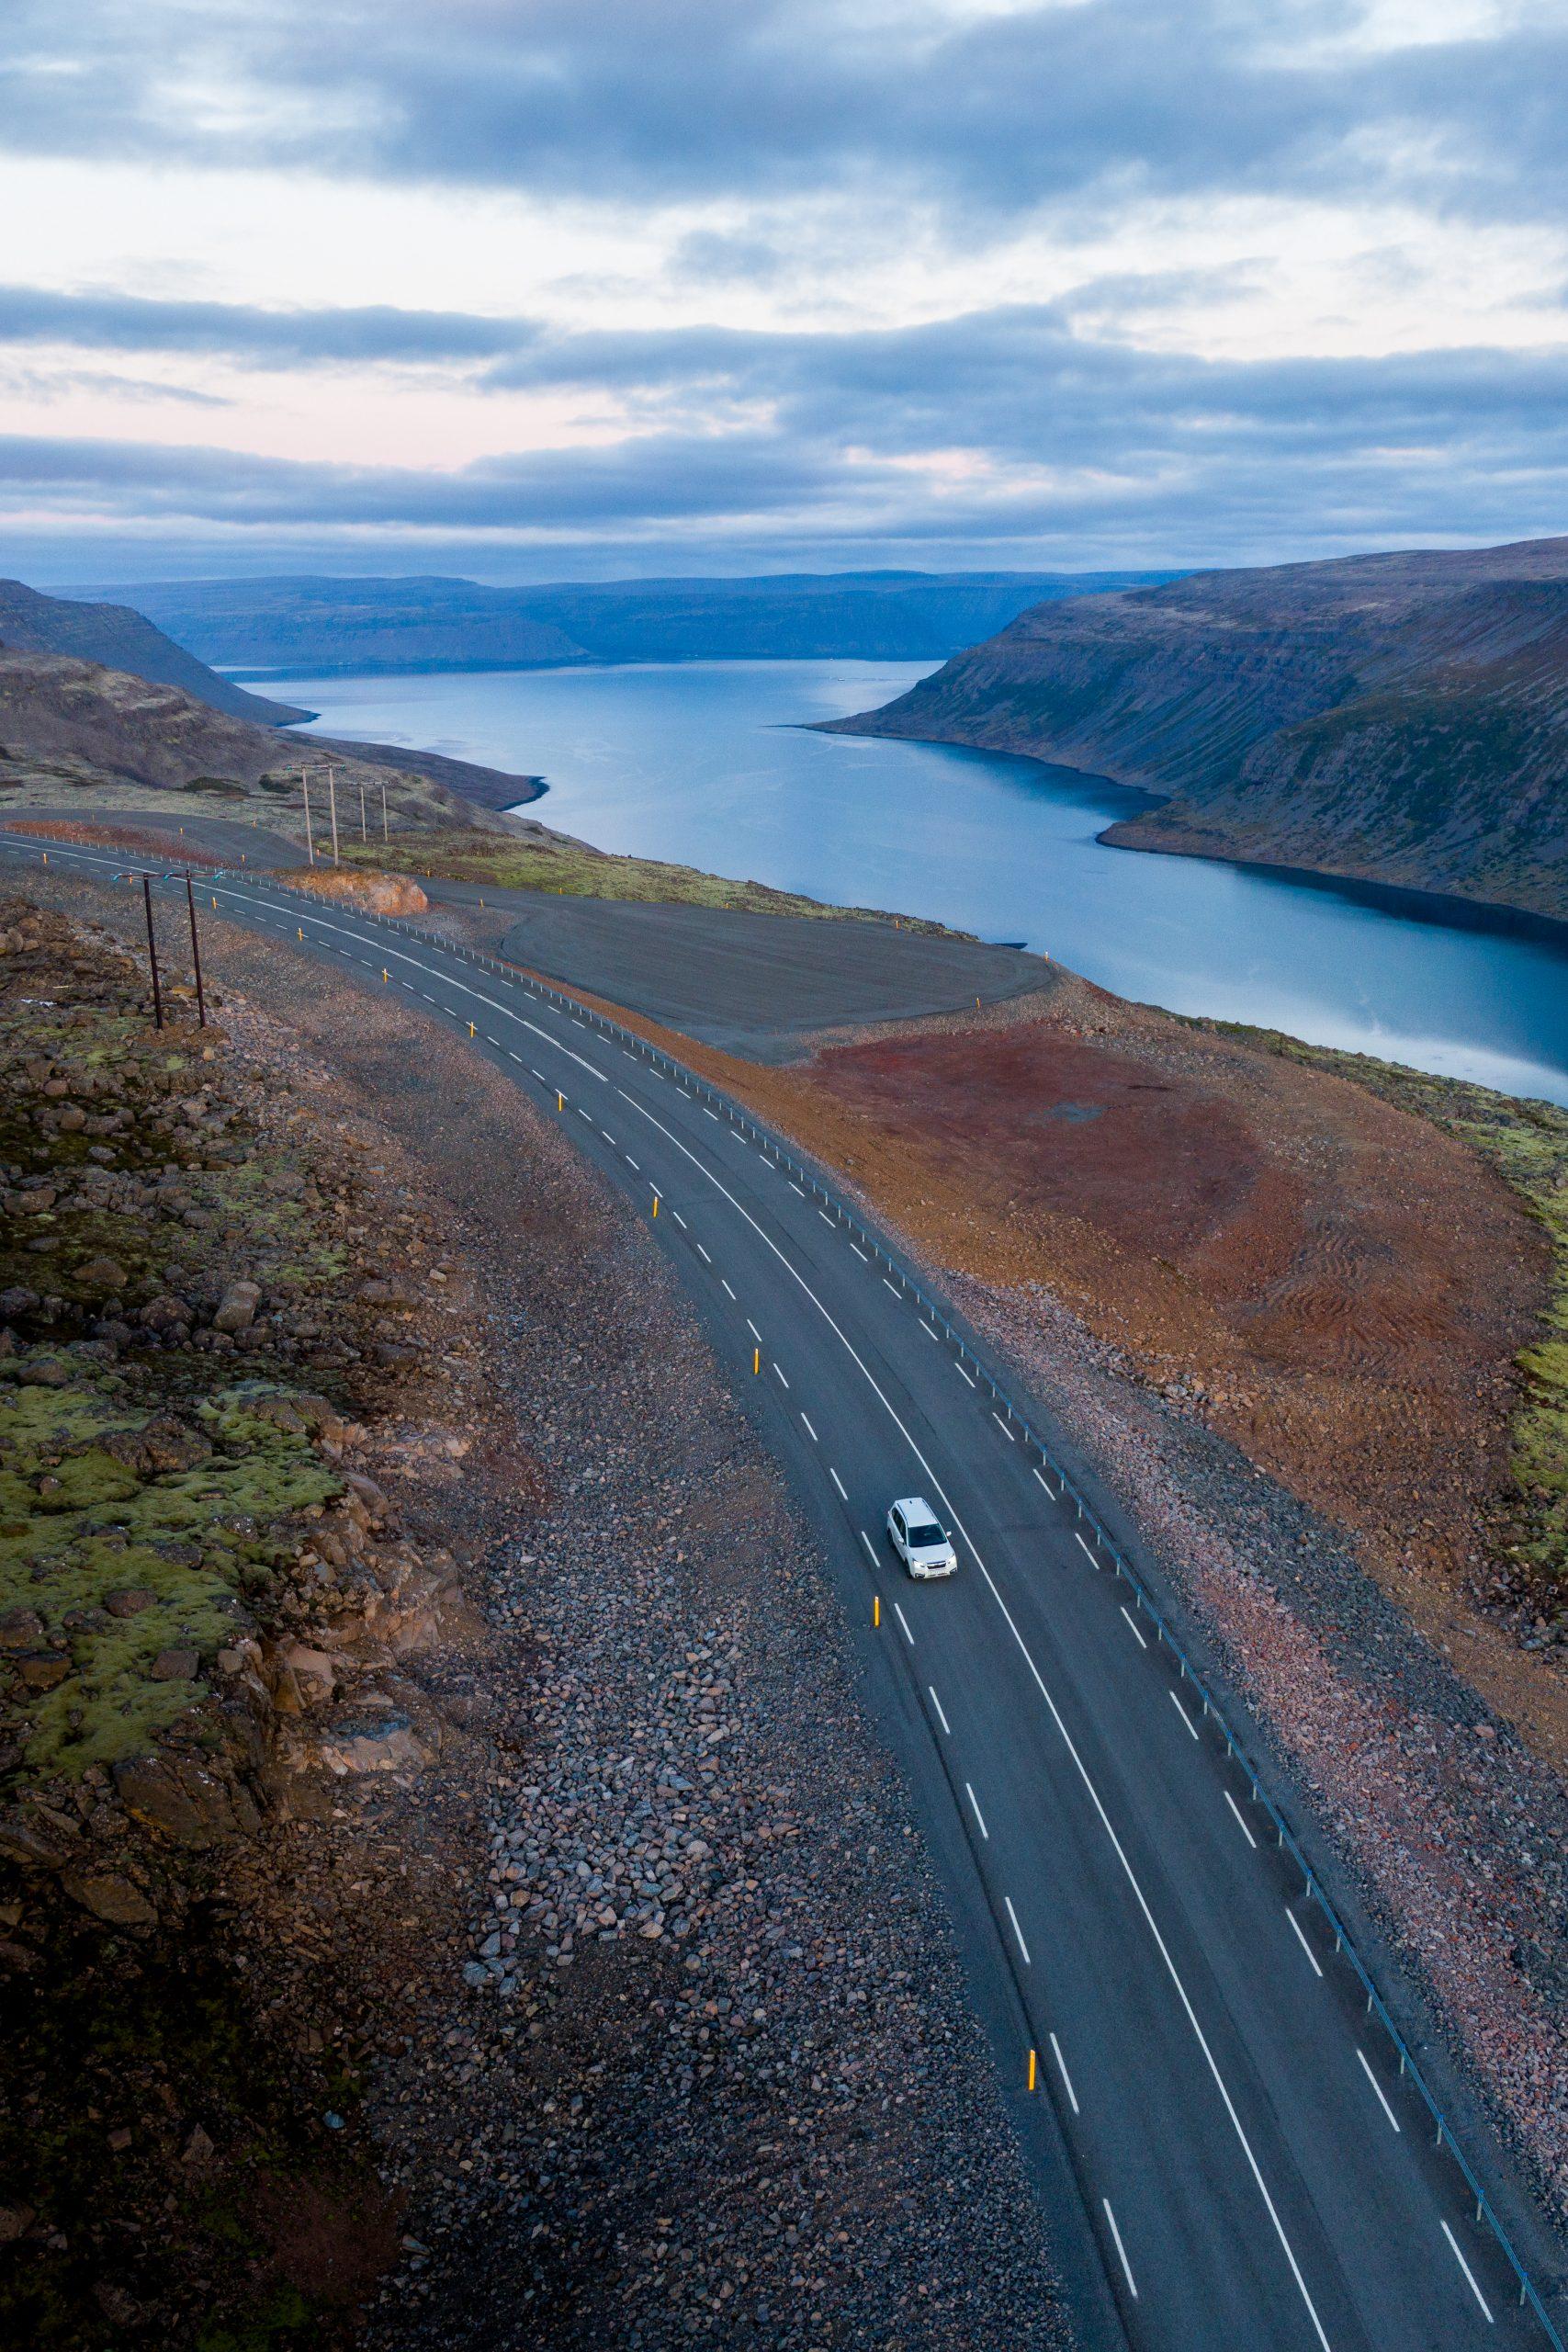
[[908, 1523, 945, 1549]]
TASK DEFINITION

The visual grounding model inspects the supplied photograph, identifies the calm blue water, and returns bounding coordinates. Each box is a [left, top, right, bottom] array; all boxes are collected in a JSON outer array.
[[284, 658, 1568, 1103]]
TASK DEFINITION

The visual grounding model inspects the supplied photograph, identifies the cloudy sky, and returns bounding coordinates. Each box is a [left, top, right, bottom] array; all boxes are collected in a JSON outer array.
[[3, 0, 1566, 582]]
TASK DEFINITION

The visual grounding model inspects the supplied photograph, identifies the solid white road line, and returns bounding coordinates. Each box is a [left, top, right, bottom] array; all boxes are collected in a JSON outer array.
[[929, 1686, 951, 1735], [1120, 1604, 1148, 1649], [74, 865, 1345, 2352], [548, 997, 1334, 2352], [1286, 1910, 1325, 1978], [829, 1467, 848, 1500], [893, 1601, 914, 1646], [1103, 2201, 1138, 2301], [1169, 1690, 1200, 1739], [965, 1783, 989, 1839], [801, 1412, 818, 1442], [1050, 2033, 1080, 2115], [1356, 2049, 1402, 2133], [1224, 1791, 1259, 1850], [1440, 2222, 1495, 2324], [1004, 1896, 1032, 1965]]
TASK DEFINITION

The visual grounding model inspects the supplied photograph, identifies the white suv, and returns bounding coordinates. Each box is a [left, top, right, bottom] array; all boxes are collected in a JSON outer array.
[[887, 1497, 958, 1580]]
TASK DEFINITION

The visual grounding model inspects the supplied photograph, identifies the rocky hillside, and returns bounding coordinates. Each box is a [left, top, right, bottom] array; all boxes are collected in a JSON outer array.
[[0, 648, 516, 834], [0, 578, 307, 727], [831, 535, 1568, 925]]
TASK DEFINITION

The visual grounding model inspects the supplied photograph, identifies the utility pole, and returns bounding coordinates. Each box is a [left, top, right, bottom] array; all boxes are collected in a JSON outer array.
[[141, 876, 164, 1030], [380, 781, 389, 844], [185, 875, 207, 1028], [327, 763, 340, 866], [358, 779, 367, 843], [301, 769, 317, 865]]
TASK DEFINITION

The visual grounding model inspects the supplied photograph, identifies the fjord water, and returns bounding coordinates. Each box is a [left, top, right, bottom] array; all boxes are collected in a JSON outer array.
[[290, 656, 1568, 1103]]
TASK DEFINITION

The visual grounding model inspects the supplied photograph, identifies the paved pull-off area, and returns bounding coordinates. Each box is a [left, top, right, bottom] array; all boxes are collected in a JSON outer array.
[[496, 896, 1056, 1060], [5, 831, 1562, 2352]]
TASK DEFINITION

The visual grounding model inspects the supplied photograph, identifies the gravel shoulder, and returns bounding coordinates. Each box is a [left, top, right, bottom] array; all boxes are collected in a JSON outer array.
[[11, 861, 1075, 2350]]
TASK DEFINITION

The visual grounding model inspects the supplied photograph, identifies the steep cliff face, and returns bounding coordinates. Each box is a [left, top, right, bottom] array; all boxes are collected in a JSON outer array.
[[0, 578, 308, 725], [833, 537, 1568, 923]]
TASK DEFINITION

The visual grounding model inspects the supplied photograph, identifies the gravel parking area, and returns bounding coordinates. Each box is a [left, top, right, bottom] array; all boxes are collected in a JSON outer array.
[[498, 898, 1057, 1061]]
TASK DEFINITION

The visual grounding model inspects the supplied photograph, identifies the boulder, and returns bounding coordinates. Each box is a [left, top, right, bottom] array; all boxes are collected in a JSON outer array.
[[114, 1753, 259, 1849], [100, 1413, 211, 1478], [104, 1589, 156, 1619], [61, 1866, 159, 1928], [76, 1255, 128, 1294], [316, 1712, 433, 1776], [0, 1606, 45, 1649], [212, 1280, 261, 1335], [149, 1646, 200, 1682]]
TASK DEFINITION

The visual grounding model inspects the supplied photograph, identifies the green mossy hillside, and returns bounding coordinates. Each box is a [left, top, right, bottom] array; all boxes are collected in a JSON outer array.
[[340, 826, 966, 934]]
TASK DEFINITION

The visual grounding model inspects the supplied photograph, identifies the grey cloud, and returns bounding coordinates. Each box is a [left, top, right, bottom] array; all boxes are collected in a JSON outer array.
[[5, 0, 1568, 230], [0, 286, 534, 369], [2, 317, 1565, 572]]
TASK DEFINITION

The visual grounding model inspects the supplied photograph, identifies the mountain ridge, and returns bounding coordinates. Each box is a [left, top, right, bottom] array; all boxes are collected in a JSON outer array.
[[0, 577, 310, 726], [61, 569, 1177, 675], [826, 536, 1568, 925]]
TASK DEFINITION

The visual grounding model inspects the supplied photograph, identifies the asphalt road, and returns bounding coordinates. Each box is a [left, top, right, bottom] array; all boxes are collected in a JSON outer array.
[[7, 832, 1562, 2352]]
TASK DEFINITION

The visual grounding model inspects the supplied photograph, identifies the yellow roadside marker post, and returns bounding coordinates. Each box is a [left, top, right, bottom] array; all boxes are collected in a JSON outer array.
[[557, 1091, 564, 1112], [468, 1022, 476, 1038], [753, 1347, 760, 1374], [1028, 2048, 1037, 2093], [874, 1595, 881, 1629], [382, 967, 389, 983], [651, 1194, 659, 1218]]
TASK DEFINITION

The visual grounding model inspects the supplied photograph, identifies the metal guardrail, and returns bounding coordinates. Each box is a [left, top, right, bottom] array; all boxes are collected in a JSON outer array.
[[21, 842, 1566, 2346]]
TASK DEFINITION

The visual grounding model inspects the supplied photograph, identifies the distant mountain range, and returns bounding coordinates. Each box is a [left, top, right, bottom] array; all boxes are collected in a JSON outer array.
[[0, 577, 308, 726], [827, 536, 1568, 927], [61, 569, 1176, 677]]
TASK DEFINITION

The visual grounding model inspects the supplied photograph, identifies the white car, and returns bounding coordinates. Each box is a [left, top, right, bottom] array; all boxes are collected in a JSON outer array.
[[887, 1497, 958, 1579]]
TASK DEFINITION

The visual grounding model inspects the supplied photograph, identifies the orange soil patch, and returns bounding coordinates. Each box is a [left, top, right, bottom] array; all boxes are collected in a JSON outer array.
[[497, 947, 1560, 1754], [289, 866, 429, 915], [6, 816, 231, 865], [788, 993, 1540, 1567]]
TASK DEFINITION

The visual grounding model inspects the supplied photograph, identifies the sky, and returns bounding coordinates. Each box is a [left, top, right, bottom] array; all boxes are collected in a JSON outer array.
[[2, 0, 1566, 583]]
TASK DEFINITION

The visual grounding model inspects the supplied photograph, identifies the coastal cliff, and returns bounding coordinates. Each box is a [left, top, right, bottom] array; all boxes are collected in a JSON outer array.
[[829, 535, 1568, 925]]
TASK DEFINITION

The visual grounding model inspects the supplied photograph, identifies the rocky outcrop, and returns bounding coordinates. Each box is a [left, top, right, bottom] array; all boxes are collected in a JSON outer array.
[[832, 533, 1568, 924]]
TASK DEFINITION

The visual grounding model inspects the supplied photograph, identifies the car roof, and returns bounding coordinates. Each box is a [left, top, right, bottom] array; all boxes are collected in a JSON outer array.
[[894, 1496, 938, 1520]]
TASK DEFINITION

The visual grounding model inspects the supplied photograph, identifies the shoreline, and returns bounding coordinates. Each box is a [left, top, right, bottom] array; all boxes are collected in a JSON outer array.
[[826, 711, 1568, 950]]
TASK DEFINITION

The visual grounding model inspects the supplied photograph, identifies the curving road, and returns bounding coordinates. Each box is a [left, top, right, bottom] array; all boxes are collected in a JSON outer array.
[[7, 833, 1562, 2352]]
